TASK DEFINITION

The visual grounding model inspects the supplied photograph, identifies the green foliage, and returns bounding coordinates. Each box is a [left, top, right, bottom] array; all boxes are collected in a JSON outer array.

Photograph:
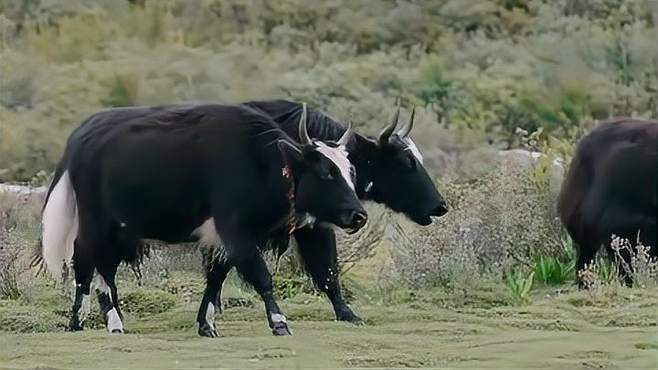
[[533, 257, 574, 286], [120, 289, 176, 315], [0, 0, 655, 181], [532, 236, 577, 286], [0, 302, 67, 333], [594, 257, 618, 286], [505, 270, 534, 305], [101, 74, 138, 108], [272, 275, 310, 300]]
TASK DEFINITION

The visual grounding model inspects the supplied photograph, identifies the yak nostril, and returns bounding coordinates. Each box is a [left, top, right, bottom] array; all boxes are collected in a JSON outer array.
[[351, 210, 368, 227], [431, 204, 448, 217]]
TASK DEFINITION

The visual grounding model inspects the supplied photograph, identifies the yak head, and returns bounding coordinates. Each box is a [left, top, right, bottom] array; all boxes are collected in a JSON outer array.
[[278, 103, 367, 233], [350, 103, 447, 226]]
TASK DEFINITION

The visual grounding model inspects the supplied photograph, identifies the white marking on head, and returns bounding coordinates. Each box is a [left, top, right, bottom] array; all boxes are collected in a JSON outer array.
[[106, 308, 124, 333], [191, 218, 221, 247], [402, 137, 423, 164], [314, 142, 355, 190], [270, 313, 287, 323], [206, 302, 216, 330]]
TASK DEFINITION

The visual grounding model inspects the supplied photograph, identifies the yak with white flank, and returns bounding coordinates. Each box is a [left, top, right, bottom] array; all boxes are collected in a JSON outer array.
[[558, 118, 657, 286], [243, 100, 448, 324], [40, 103, 367, 336]]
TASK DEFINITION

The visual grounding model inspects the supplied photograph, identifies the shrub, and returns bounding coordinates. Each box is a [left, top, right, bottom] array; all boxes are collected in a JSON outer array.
[[610, 235, 658, 288], [389, 157, 563, 288], [576, 236, 657, 294], [0, 0, 656, 181], [0, 191, 42, 299], [0, 247, 22, 299], [0, 303, 68, 333]]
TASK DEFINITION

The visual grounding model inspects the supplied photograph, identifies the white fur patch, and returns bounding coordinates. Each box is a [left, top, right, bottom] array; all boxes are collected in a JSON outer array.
[[402, 138, 423, 164], [191, 218, 221, 247], [42, 171, 79, 277], [315, 142, 355, 190], [206, 302, 216, 329], [93, 273, 124, 333], [270, 313, 287, 323], [106, 308, 124, 333]]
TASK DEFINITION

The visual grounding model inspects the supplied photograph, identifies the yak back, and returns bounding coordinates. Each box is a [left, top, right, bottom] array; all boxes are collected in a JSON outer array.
[[558, 118, 658, 243], [244, 100, 347, 142], [62, 104, 293, 243]]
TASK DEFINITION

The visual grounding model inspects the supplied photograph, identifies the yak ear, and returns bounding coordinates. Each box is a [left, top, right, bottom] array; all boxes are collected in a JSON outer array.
[[354, 133, 379, 156], [277, 139, 303, 166]]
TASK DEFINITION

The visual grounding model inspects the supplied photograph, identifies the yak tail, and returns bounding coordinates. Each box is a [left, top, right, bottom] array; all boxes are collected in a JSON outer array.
[[40, 168, 79, 277]]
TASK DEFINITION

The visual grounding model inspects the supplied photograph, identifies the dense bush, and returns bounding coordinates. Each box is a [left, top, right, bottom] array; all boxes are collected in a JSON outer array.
[[388, 156, 564, 289], [0, 0, 656, 181]]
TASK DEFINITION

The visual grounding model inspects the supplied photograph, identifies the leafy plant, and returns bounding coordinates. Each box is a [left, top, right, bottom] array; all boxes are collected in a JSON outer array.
[[505, 270, 534, 305], [532, 236, 577, 286], [533, 257, 574, 286]]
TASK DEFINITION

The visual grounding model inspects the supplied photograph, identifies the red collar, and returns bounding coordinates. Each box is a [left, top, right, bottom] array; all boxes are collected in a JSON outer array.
[[281, 165, 297, 234]]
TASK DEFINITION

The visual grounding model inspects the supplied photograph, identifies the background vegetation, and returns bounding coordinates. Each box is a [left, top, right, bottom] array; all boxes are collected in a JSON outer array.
[[0, 1, 657, 367], [1, 0, 656, 181]]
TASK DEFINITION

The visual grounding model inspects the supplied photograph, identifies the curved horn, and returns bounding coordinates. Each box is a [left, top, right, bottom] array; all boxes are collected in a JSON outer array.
[[378, 100, 400, 143], [337, 120, 353, 147], [298, 102, 311, 145], [397, 105, 415, 138]]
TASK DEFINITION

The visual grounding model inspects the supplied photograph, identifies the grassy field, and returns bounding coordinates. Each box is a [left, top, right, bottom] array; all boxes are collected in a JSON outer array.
[[1, 2, 657, 368], [1, 269, 657, 369]]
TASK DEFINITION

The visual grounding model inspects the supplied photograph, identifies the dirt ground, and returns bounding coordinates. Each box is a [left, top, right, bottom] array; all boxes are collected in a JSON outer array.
[[1, 287, 656, 369]]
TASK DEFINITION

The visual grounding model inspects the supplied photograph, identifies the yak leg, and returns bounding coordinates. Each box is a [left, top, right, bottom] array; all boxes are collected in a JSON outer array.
[[95, 261, 124, 334], [197, 253, 232, 338], [294, 227, 362, 324], [69, 239, 94, 331], [236, 251, 291, 336]]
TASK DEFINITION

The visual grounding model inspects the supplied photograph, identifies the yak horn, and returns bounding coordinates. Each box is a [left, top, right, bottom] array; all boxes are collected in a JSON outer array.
[[337, 120, 353, 147], [298, 103, 311, 145], [397, 105, 415, 138], [378, 99, 400, 143]]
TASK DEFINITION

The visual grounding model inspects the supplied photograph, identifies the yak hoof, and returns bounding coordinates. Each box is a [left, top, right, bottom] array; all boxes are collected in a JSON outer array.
[[271, 322, 292, 336], [198, 323, 219, 338], [337, 311, 364, 325], [68, 323, 84, 332], [110, 328, 124, 334]]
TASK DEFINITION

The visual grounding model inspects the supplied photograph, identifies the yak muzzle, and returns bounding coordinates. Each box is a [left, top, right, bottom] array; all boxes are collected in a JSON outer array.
[[339, 209, 368, 234]]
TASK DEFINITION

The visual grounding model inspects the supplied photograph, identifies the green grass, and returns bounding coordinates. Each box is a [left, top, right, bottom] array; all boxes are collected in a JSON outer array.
[[1, 286, 657, 369], [2, 273, 658, 369]]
